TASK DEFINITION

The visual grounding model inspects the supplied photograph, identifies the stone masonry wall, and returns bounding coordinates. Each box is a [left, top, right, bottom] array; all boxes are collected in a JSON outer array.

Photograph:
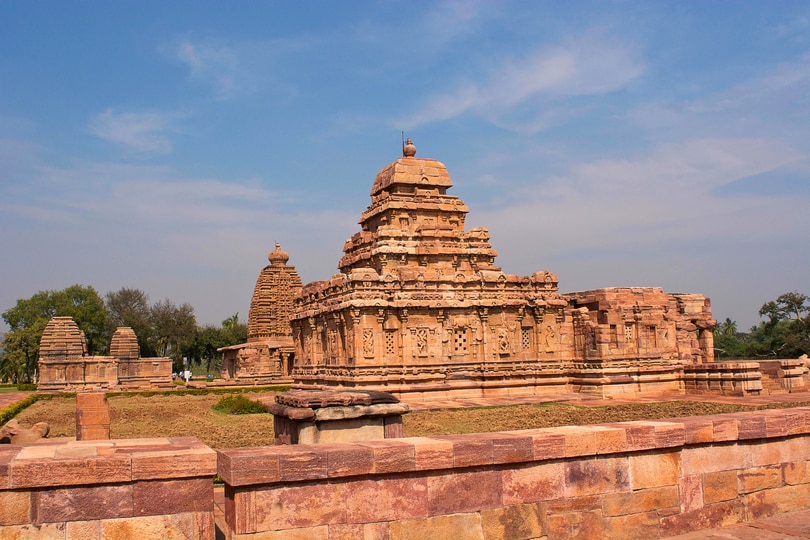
[[217, 408, 810, 539], [0, 436, 216, 539]]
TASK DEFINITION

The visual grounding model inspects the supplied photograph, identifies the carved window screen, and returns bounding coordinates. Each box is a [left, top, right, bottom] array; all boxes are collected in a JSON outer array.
[[454, 328, 468, 354], [385, 330, 396, 355], [522, 328, 531, 349]]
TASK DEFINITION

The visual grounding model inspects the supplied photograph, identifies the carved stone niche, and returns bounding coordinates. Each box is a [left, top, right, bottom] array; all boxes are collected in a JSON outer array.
[[269, 390, 410, 445]]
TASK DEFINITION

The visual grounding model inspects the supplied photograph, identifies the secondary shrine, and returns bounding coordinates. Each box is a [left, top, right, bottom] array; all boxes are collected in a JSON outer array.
[[289, 139, 716, 399]]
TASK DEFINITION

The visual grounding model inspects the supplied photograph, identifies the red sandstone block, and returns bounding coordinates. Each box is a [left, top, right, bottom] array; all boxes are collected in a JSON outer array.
[[652, 421, 686, 448], [252, 482, 347, 532], [629, 450, 680, 490], [226, 488, 255, 534], [100, 514, 197, 539], [133, 478, 213, 516], [480, 502, 546, 540], [783, 409, 810, 435], [544, 494, 601, 514], [681, 443, 746, 474], [388, 513, 483, 540], [491, 433, 534, 464], [761, 410, 789, 437], [278, 445, 328, 482], [604, 422, 656, 452], [427, 469, 503, 515], [345, 476, 429, 523], [0, 490, 30, 525], [0, 445, 22, 489], [328, 523, 363, 540], [445, 434, 494, 468], [661, 500, 746, 537], [65, 520, 102, 539], [604, 511, 661, 540], [511, 429, 565, 461], [356, 439, 416, 474], [710, 416, 739, 442], [217, 447, 280, 486], [702, 470, 738, 504], [565, 456, 630, 497], [555, 426, 600, 457], [745, 483, 810, 519], [679, 474, 703, 513], [502, 461, 565, 505], [10, 454, 132, 489], [326, 444, 374, 477], [131, 447, 216, 481], [399, 437, 454, 471], [38, 484, 134, 522], [738, 465, 783, 493], [784, 460, 810, 485], [668, 417, 714, 445], [733, 414, 767, 440], [547, 509, 605, 540], [602, 485, 679, 517]]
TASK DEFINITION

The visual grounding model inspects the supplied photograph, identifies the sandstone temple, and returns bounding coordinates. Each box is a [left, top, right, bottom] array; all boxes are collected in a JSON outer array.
[[37, 316, 172, 391], [219, 243, 302, 384], [278, 139, 719, 400]]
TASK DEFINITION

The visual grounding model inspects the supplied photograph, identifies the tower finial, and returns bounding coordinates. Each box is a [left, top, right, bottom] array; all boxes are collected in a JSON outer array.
[[403, 137, 416, 157]]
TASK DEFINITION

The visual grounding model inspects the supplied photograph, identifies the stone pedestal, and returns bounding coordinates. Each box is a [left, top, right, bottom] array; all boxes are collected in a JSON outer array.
[[75, 392, 111, 440], [269, 390, 409, 444]]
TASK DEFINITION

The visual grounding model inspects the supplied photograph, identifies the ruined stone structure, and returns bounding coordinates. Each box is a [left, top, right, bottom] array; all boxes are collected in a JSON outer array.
[[220, 243, 302, 383], [37, 316, 172, 391], [290, 140, 717, 399]]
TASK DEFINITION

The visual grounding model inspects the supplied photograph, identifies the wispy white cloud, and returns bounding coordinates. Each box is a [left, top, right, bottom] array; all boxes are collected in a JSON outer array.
[[399, 32, 644, 130], [89, 109, 176, 155]]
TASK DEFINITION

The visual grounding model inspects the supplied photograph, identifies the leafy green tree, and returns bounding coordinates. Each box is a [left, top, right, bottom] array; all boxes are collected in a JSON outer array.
[[712, 317, 748, 359], [751, 291, 809, 358], [0, 285, 108, 382], [187, 313, 247, 375], [150, 299, 197, 369]]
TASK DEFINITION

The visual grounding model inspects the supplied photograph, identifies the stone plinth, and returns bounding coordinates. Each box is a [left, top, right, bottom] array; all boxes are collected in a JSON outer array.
[[76, 392, 110, 440], [682, 362, 763, 396], [269, 390, 409, 444]]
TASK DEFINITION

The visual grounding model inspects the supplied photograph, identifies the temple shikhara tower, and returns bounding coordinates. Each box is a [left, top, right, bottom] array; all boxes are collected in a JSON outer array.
[[220, 243, 302, 383], [289, 140, 717, 399]]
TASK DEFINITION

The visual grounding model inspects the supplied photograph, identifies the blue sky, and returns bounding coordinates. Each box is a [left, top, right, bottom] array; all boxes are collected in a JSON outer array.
[[1, 1, 808, 332]]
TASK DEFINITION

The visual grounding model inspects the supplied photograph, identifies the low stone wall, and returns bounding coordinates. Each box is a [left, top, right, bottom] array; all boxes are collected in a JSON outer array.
[[0, 436, 217, 539], [217, 408, 810, 539], [682, 361, 763, 396]]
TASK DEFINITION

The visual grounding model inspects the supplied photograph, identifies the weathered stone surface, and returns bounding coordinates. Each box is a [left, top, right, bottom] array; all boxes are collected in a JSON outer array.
[[389, 513, 484, 540], [480, 502, 546, 540], [0, 420, 49, 445], [427, 470, 503, 515]]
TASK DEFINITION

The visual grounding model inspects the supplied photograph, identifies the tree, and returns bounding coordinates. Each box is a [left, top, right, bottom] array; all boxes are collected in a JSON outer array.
[[759, 291, 809, 324], [752, 291, 809, 358], [0, 285, 108, 382], [187, 314, 247, 375], [150, 299, 197, 369], [105, 288, 154, 356]]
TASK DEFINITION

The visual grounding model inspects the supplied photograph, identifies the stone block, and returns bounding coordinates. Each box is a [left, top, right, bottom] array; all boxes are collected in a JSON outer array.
[[745, 483, 810, 519], [565, 456, 629, 497], [546, 509, 605, 540], [0, 490, 30, 525], [133, 478, 213, 516], [518, 429, 566, 460], [679, 474, 703, 512], [672, 417, 714, 444], [388, 513, 484, 540], [602, 485, 679, 517], [278, 446, 328, 481], [544, 494, 600, 514], [252, 482, 347, 532], [660, 500, 745, 537], [400, 437, 454, 471], [491, 433, 534, 463], [0, 522, 65, 538], [502, 461, 565, 505], [784, 460, 810, 485], [446, 434, 494, 468], [100, 514, 196, 539], [10, 454, 132, 489], [65, 520, 101, 540], [734, 414, 767, 440], [356, 439, 416, 474], [131, 446, 216, 481], [681, 443, 745, 474], [702, 470, 738, 504], [629, 450, 680, 490], [738, 465, 783, 494], [710, 416, 739, 441], [325, 444, 374, 477], [427, 469, 503, 515], [344, 476, 428, 523], [607, 422, 656, 451], [38, 484, 133, 522], [603, 511, 660, 540], [0, 445, 22, 490], [480, 502, 546, 540], [217, 447, 280, 486]]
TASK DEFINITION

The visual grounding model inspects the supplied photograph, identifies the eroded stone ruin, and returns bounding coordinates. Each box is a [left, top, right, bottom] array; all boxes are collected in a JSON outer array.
[[37, 316, 172, 391]]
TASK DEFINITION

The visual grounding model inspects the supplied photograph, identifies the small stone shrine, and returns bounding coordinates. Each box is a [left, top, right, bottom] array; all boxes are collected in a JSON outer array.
[[219, 243, 302, 383], [289, 139, 717, 399], [269, 390, 409, 444], [37, 316, 172, 391]]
